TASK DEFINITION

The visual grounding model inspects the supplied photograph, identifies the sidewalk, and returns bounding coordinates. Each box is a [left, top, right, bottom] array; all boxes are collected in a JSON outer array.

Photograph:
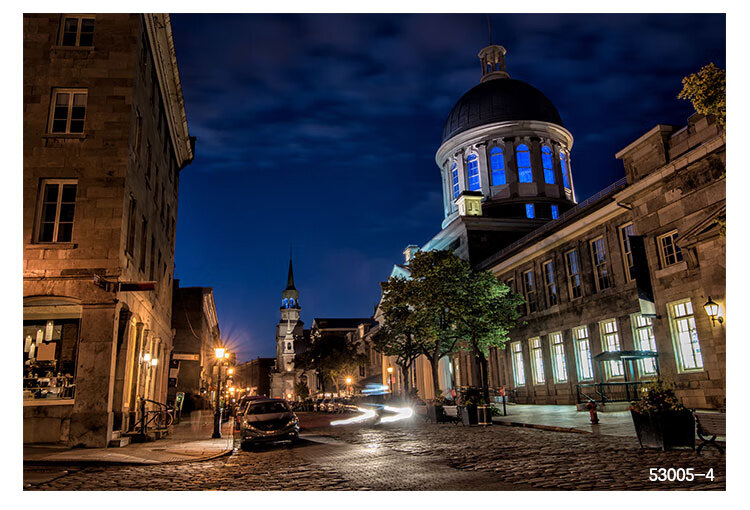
[[23, 410, 234, 465], [491, 404, 637, 437]]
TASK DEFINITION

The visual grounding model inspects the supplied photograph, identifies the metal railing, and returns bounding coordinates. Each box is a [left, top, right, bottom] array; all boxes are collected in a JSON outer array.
[[576, 381, 645, 405], [130, 397, 174, 435]]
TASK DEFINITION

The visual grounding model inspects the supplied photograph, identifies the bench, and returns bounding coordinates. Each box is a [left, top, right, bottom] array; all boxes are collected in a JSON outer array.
[[442, 405, 462, 425], [694, 411, 725, 455]]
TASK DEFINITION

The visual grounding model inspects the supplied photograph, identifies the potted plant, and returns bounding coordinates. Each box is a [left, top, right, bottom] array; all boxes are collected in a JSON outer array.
[[457, 388, 482, 426], [426, 395, 449, 423], [630, 379, 695, 451]]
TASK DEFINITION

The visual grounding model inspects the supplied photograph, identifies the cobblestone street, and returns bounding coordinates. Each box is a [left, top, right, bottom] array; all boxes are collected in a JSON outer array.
[[25, 413, 725, 490]]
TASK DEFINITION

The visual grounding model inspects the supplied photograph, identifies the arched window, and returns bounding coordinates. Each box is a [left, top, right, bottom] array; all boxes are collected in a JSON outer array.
[[490, 147, 505, 185], [282, 298, 288, 308], [542, 146, 555, 184], [516, 144, 532, 183], [451, 162, 459, 200], [560, 151, 571, 189], [466, 154, 480, 191], [289, 298, 295, 308]]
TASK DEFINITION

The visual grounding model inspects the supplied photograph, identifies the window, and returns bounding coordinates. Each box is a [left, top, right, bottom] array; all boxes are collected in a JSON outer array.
[[560, 150, 571, 189], [451, 162, 459, 200], [564, 249, 582, 299], [542, 146, 555, 184], [619, 223, 635, 282], [523, 269, 537, 314], [125, 196, 136, 256], [23, 318, 80, 400], [49, 89, 87, 134], [59, 15, 94, 47], [149, 235, 156, 281], [525, 204, 535, 219], [134, 110, 143, 155], [505, 277, 515, 293], [600, 319, 624, 378], [543, 260, 557, 307], [466, 154, 480, 191], [658, 231, 684, 267], [529, 337, 545, 385], [490, 147, 505, 185], [573, 326, 594, 380], [146, 142, 152, 187], [511, 341, 525, 386], [631, 314, 658, 375], [668, 299, 703, 371], [36, 180, 77, 243], [551, 204, 559, 220], [549, 332, 567, 383], [139, 218, 148, 271], [590, 236, 611, 291], [516, 144, 532, 183]]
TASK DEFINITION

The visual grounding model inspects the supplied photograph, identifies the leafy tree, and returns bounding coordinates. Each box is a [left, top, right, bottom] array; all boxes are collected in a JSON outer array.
[[678, 63, 725, 129], [294, 334, 367, 396], [294, 380, 310, 400]]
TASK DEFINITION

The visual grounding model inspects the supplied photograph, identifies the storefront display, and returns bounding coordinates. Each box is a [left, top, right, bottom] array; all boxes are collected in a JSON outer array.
[[23, 319, 79, 400]]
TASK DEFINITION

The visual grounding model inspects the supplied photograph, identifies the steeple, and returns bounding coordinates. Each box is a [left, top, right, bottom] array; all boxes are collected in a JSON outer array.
[[285, 247, 296, 291], [281, 247, 300, 308]]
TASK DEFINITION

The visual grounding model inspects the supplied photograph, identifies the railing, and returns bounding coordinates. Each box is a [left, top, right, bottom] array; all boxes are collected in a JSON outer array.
[[576, 381, 645, 405], [130, 398, 174, 435]]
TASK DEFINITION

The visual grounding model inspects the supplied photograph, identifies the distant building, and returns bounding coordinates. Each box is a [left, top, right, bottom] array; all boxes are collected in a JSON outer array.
[[234, 357, 275, 397], [23, 14, 194, 446], [170, 283, 220, 410], [310, 318, 376, 395]]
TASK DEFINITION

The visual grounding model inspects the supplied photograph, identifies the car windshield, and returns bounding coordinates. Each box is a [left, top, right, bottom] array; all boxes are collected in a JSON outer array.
[[246, 401, 289, 415]]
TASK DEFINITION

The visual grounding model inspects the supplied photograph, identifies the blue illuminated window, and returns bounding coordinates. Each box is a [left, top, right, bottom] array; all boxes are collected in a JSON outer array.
[[542, 146, 555, 184], [282, 298, 288, 308], [560, 151, 570, 189], [467, 154, 480, 191], [516, 144, 532, 183], [451, 162, 459, 200], [526, 204, 535, 218], [551, 204, 559, 219], [289, 298, 295, 307], [490, 147, 505, 185]]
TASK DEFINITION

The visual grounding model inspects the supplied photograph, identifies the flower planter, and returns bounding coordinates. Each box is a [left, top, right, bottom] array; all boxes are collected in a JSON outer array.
[[426, 404, 446, 423], [460, 405, 479, 426], [476, 405, 493, 425], [631, 409, 695, 451]]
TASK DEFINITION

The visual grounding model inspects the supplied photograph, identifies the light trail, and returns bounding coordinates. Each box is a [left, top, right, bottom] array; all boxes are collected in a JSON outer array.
[[330, 406, 377, 426], [378, 405, 414, 423]]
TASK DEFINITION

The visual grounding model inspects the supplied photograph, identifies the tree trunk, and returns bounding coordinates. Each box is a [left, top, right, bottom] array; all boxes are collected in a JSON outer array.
[[477, 352, 490, 404], [427, 352, 443, 400]]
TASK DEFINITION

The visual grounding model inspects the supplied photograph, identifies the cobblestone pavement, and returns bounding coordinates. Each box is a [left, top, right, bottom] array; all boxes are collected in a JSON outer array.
[[25, 414, 725, 490]]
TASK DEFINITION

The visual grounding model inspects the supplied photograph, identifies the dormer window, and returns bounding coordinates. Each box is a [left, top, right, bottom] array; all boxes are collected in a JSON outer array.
[[516, 144, 532, 183], [490, 147, 505, 185], [466, 154, 480, 191]]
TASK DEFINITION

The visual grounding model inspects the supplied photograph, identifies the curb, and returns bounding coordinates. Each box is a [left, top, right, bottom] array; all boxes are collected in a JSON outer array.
[[492, 420, 592, 434]]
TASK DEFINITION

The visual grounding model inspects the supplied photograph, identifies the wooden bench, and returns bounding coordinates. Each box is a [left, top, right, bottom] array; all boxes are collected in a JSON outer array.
[[694, 411, 725, 455], [442, 405, 462, 425]]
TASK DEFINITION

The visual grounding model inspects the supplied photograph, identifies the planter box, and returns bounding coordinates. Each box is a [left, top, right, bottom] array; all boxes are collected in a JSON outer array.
[[631, 410, 695, 451], [426, 404, 446, 423], [476, 405, 493, 425], [460, 405, 478, 426]]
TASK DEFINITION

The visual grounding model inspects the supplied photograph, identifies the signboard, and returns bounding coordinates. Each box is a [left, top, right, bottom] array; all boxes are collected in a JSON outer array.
[[173, 353, 200, 361]]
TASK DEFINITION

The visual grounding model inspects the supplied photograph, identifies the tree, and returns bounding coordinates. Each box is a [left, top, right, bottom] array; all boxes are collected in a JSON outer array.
[[372, 277, 422, 396], [294, 335, 367, 396], [452, 268, 525, 403], [678, 63, 725, 130]]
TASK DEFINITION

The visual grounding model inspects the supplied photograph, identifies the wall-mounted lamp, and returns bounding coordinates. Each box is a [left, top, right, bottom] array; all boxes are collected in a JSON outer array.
[[143, 353, 151, 363], [150, 358, 158, 367], [703, 297, 724, 326], [214, 347, 226, 359]]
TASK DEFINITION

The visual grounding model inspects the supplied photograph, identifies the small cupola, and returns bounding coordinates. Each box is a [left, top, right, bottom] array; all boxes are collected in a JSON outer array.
[[478, 45, 509, 83]]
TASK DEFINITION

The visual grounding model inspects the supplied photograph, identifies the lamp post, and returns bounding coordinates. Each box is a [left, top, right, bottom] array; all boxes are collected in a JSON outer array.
[[387, 366, 394, 394], [345, 376, 352, 396], [212, 347, 226, 439]]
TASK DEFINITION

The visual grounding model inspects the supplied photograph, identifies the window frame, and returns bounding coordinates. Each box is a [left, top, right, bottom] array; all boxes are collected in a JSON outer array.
[[48, 88, 88, 135], [572, 326, 594, 381], [590, 236, 612, 292], [35, 179, 78, 244], [542, 145, 555, 184], [564, 249, 583, 300], [522, 269, 537, 314], [490, 146, 506, 185], [549, 332, 568, 383], [560, 150, 571, 189], [58, 15, 95, 47], [466, 153, 480, 191], [450, 161, 459, 200], [525, 203, 535, 219], [657, 230, 684, 268], [667, 299, 704, 372], [125, 195, 137, 256], [619, 222, 635, 282], [529, 337, 545, 385], [551, 204, 559, 220], [516, 143, 533, 183], [510, 341, 525, 386], [599, 318, 624, 379], [542, 259, 558, 307], [630, 313, 658, 376]]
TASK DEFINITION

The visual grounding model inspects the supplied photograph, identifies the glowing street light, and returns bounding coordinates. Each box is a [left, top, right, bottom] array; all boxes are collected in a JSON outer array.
[[214, 347, 226, 359], [387, 366, 394, 394], [228, 368, 234, 375], [212, 346, 229, 438]]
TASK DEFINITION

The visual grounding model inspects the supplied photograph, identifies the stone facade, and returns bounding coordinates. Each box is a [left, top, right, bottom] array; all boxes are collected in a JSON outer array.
[[23, 14, 194, 446], [234, 357, 275, 397]]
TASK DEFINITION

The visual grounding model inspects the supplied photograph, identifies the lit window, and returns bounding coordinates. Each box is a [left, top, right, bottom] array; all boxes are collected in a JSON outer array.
[[59, 15, 94, 47], [23, 318, 80, 400], [49, 89, 87, 134], [523, 269, 537, 314], [529, 337, 545, 385], [36, 180, 77, 243], [600, 319, 624, 378], [466, 154, 480, 191], [542, 146, 555, 184], [551, 204, 559, 219], [516, 144, 532, 183], [564, 249, 582, 299], [658, 231, 684, 267], [573, 326, 594, 380], [668, 299, 703, 372], [511, 341, 525, 386], [289, 298, 295, 307], [619, 223, 635, 282], [451, 162, 459, 200], [490, 147, 505, 185], [631, 314, 658, 375], [560, 150, 571, 189], [542, 260, 557, 307], [549, 332, 567, 383], [590, 236, 611, 291], [525, 204, 535, 219], [282, 298, 288, 308]]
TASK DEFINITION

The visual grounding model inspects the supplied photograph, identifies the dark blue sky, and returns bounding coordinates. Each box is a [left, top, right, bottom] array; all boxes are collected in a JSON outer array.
[[169, 14, 725, 362]]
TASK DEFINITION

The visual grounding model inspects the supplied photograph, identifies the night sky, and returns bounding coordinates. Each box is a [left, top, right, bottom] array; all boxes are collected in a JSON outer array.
[[168, 13, 725, 362]]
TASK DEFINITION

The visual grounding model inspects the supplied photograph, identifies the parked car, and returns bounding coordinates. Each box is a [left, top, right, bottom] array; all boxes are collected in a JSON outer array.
[[239, 398, 299, 448], [317, 398, 331, 412]]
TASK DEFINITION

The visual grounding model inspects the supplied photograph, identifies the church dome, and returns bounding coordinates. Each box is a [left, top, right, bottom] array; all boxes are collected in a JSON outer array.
[[441, 78, 564, 144]]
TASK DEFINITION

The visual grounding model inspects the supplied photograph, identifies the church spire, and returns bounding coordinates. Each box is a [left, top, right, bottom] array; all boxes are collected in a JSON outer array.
[[285, 247, 296, 291]]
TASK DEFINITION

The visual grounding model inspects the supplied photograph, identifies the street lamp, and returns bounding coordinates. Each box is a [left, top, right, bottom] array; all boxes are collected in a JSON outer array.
[[212, 347, 228, 438], [703, 297, 723, 326], [387, 366, 393, 394], [345, 376, 352, 396]]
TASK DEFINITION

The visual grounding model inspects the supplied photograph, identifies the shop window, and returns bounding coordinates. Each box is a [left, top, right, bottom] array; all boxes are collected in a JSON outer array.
[[23, 319, 79, 400], [600, 319, 624, 378], [511, 341, 525, 386], [619, 223, 635, 282], [631, 314, 658, 375], [516, 144, 532, 183], [59, 15, 94, 47], [564, 249, 582, 299], [667, 299, 703, 372], [549, 332, 567, 383], [36, 180, 77, 243], [573, 326, 594, 380], [529, 337, 545, 385], [657, 230, 684, 267], [542, 146, 555, 184], [49, 89, 87, 134], [490, 147, 505, 185]]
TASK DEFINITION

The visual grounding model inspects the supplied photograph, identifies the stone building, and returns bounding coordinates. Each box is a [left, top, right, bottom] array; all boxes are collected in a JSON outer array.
[[23, 14, 194, 446], [169, 283, 220, 410], [381, 43, 725, 410], [234, 357, 275, 398]]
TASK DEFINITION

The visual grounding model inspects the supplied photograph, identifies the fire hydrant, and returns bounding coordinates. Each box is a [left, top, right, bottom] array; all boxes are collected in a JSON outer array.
[[585, 400, 599, 424]]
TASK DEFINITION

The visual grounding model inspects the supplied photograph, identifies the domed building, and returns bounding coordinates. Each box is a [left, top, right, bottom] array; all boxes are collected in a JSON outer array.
[[422, 44, 577, 264]]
